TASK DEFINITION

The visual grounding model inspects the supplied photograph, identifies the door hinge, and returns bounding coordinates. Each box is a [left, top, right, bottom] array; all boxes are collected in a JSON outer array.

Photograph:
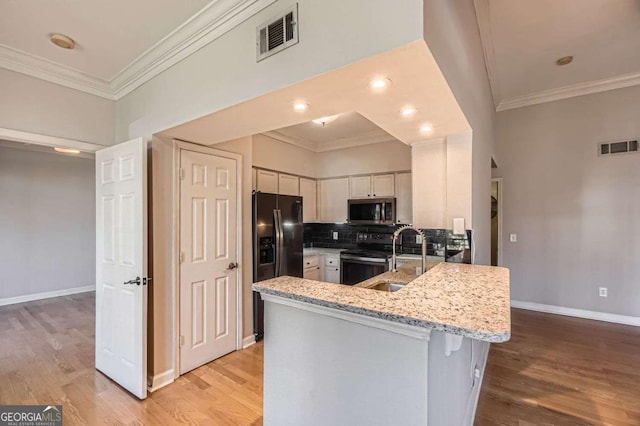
[[179, 252, 184, 264], [180, 335, 185, 346], [178, 168, 185, 180]]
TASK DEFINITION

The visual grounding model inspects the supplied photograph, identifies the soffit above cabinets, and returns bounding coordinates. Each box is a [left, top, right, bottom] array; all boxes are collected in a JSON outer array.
[[0, 0, 275, 100], [475, 0, 640, 110], [263, 112, 400, 152]]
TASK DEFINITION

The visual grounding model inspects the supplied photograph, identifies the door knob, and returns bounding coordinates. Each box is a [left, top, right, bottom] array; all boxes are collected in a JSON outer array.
[[226, 262, 239, 271], [124, 276, 152, 286]]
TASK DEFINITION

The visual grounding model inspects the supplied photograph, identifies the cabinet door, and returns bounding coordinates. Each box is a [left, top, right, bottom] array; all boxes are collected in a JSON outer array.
[[256, 169, 278, 193], [325, 267, 340, 284], [319, 178, 349, 222], [303, 266, 321, 281], [349, 176, 371, 198], [299, 177, 317, 222], [278, 173, 299, 196], [251, 168, 257, 191], [372, 174, 395, 197], [395, 172, 412, 224]]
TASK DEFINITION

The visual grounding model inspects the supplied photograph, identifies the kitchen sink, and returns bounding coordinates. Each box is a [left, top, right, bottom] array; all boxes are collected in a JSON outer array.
[[365, 282, 405, 292]]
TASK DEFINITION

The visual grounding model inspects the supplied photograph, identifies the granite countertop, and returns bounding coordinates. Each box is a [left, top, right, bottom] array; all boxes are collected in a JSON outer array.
[[303, 247, 345, 256], [252, 262, 511, 342]]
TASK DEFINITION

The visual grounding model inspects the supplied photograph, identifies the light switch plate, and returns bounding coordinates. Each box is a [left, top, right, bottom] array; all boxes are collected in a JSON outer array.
[[332, 231, 338, 240], [509, 233, 517, 243]]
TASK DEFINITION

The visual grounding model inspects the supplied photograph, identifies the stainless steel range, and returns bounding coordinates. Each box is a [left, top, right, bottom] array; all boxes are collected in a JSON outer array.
[[340, 233, 394, 285]]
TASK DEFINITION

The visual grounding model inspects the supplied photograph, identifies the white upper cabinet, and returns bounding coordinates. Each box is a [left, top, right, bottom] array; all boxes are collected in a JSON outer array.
[[299, 177, 317, 222], [319, 177, 349, 223], [256, 169, 278, 193], [395, 172, 412, 224], [278, 173, 299, 196], [372, 174, 395, 197], [411, 134, 471, 229], [349, 176, 371, 198], [349, 174, 395, 198], [251, 168, 257, 191]]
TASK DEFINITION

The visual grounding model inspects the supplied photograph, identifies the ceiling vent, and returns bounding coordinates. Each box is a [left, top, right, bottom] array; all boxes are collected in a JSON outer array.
[[599, 139, 639, 156], [256, 4, 298, 62]]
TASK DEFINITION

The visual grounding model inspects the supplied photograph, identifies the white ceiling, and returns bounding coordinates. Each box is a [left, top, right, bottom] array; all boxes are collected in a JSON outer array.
[[0, 0, 274, 99], [0, 0, 211, 80], [476, 0, 640, 110], [264, 112, 399, 152]]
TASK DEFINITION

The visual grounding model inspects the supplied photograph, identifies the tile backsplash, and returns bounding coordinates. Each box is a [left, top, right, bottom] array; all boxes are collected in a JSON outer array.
[[303, 223, 472, 263]]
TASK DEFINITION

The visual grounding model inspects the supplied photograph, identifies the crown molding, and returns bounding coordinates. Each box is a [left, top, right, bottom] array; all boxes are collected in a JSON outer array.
[[263, 129, 398, 153], [0, 44, 114, 99], [473, 0, 500, 110], [496, 72, 640, 111], [261, 130, 318, 151], [110, 0, 276, 99], [315, 130, 397, 152], [0, 0, 275, 101]]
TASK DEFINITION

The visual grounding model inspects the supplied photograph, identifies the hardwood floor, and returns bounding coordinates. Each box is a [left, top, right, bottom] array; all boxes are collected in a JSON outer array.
[[1, 293, 639, 425], [0, 292, 262, 425], [476, 309, 640, 426]]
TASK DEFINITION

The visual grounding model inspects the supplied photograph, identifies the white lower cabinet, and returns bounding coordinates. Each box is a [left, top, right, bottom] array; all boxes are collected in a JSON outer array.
[[303, 255, 321, 281], [322, 254, 341, 284]]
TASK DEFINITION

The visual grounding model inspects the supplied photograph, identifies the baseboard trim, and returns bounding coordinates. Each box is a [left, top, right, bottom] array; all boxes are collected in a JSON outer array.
[[0, 285, 95, 307], [242, 335, 256, 349], [511, 300, 640, 327], [148, 369, 175, 392]]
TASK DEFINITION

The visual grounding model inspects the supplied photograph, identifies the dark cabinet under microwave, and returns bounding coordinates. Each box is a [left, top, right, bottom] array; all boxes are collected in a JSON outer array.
[[348, 198, 396, 224]]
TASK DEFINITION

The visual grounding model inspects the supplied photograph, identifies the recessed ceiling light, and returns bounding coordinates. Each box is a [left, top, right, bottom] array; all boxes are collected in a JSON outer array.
[[293, 102, 308, 111], [401, 107, 417, 117], [556, 55, 573, 66], [54, 147, 81, 154], [312, 114, 340, 126], [50, 34, 75, 50], [370, 78, 391, 90], [420, 124, 434, 133]]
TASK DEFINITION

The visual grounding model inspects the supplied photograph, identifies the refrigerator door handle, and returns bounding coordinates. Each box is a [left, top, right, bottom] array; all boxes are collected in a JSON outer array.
[[276, 209, 285, 276], [273, 209, 280, 277]]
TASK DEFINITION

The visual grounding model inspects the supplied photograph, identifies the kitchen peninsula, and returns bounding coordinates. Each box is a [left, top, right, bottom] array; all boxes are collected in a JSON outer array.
[[253, 261, 510, 426]]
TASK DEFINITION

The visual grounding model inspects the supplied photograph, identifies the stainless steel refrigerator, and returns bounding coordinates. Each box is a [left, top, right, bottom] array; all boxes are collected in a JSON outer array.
[[252, 192, 303, 340]]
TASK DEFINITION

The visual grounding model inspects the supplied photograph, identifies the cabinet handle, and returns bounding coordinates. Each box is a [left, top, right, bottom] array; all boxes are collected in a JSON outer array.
[[373, 194, 376, 197], [317, 267, 320, 270]]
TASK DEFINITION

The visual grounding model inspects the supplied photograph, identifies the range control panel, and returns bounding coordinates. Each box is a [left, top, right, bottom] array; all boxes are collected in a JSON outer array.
[[356, 233, 396, 245]]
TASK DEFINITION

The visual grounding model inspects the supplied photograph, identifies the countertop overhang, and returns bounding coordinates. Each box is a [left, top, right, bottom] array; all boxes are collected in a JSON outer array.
[[252, 262, 511, 343]]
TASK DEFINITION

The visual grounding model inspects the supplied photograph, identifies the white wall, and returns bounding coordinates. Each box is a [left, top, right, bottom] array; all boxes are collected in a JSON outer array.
[[252, 134, 316, 177], [316, 140, 411, 178], [0, 146, 95, 300], [496, 86, 640, 318], [0, 69, 115, 145], [115, 0, 423, 142], [423, 0, 497, 264]]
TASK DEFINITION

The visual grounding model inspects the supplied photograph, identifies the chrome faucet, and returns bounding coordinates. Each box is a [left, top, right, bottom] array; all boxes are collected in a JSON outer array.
[[392, 225, 427, 274]]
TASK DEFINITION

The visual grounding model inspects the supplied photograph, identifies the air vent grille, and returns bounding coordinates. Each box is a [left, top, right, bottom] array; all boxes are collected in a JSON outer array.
[[598, 139, 639, 156], [257, 5, 298, 62]]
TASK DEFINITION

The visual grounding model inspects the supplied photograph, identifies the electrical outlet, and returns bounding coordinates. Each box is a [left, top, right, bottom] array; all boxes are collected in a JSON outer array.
[[471, 364, 480, 387], [509, 233, 517, 243], [415, 235, 423, 244], [332, 231, 338, 240], [599, 287, 608, 297]]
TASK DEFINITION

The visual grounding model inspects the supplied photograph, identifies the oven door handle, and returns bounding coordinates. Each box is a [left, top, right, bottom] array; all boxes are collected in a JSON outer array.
[[340, 255, 389, 264]]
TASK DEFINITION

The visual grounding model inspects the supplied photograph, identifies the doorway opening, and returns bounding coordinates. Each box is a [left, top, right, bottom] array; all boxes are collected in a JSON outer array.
[[491, 178, 502, 266]]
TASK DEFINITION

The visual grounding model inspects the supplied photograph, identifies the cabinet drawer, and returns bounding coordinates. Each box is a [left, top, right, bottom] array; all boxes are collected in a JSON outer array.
[[325, 255, 339, 267], [304, 255, 319, 268]]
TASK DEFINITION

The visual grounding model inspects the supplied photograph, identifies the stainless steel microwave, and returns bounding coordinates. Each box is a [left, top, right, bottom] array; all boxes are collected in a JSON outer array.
[[347, 198, 396, 224]]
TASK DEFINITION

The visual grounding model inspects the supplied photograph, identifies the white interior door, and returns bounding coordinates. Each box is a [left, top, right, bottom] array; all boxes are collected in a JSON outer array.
[[95, 137, 147, 399], [180, 148, 238, 374]]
